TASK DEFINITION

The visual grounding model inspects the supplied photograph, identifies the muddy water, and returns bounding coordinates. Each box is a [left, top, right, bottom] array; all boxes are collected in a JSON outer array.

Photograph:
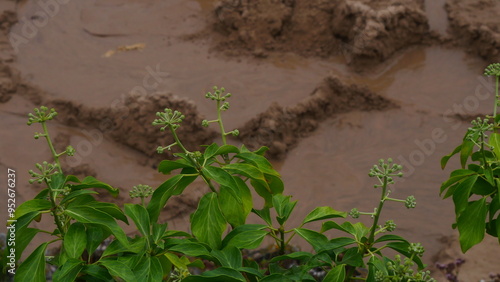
[[2, 0, 497, 267]]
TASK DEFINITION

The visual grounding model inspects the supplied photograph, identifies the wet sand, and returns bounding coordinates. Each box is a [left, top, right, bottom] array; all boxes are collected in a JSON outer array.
[[1, 0, 500, 280]]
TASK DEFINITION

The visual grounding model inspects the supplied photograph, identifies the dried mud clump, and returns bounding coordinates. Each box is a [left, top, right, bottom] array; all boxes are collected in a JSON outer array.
[[213, 0, 430, 64], [48, 92, 215, 160], [445, 0, 500, 61], [239, 76, 398, 159]]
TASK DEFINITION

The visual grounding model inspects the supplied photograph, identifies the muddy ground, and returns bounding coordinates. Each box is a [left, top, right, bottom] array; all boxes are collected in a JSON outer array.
[[1, 0, 500, 280]]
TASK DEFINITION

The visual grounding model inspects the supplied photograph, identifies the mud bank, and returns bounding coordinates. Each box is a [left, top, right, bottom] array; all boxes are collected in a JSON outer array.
[[213, 0, 433, 64], [239, 76, 398, 158], [446, 0, 500, 61]]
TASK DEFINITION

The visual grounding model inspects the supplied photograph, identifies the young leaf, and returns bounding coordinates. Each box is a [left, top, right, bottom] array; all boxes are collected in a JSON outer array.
[[323, 264, 346, 282], [60, 190, 98, 206], [221, 224, 268, 249], [191, 192, 227, 249], [152, 223, 168, 244], [457, 198, 488, 252], [64, 222, 87, 258], [460, 140, 474, 168], [302, 206, 347, 224], [68, 176, 119, 197], [15, 242, 48, 282], [223, 163, 266, 182], [441, 144, 462, 169], [124, 204, 151, 238], [339, 247, 364, 267], [235, 152, 280, 177], [252, 208, 272, 226], [204, 143, 240, 160], [490, 133, 500, 159], [273, 194, 297, 225]]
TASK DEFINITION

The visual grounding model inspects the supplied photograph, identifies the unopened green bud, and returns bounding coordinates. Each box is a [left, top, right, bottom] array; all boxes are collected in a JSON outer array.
[[202, 120, 209, 127], [384, 220, 396, 232], [405, 195, 416, 209], [409, 243, 425, 257], [65, 146, 76, 156], [349, 208, 360, 218]]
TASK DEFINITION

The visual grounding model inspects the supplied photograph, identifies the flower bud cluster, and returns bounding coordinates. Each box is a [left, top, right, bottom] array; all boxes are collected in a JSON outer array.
[[205, 86, 232, 102], [27, 106, 58, 125], [129, 184, 153, 199], [484, 63, 500, 77], [384, 220, 397, 232], [152, 109, 184, 131], [29, 161, 59, 184], [405, 195, 416, 209], [368, 158, 403, 188], [408, 242, 425, 257]]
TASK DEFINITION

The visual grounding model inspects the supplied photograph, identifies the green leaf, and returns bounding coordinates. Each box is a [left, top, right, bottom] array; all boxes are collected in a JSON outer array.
[[191, 192, 227, 249], [68, 176, 119, 197], [168, 242, 211, 258], [219, 177, 253, 227], [440, 169, 477, 195], [266, 174, 284, 194], [60, 190, 98, 206], [52, 258, 84, 282], [441, 144, 462, 169], [16, 211, 42, 231], [222, 224, 268, 249], [340, 247, 364, 267], [147, 174, 196, 222], [386, 242, 424, 269], [460, 140, 474, 168], [211, 246, 242, 268], [250, 179, 273, 207], [15, 242, 48, 282], [183, 267, 246, 282], [252, 208, 272, 225], [81, 264, 113, 281], [328, 237, 357, 250], [64, 222, 87, 258], [294, 228, 329, 253], [223, 163, 266, 181], [203, 166, 239, 189], [86, 224, 111, 256], [99, 259, 136, 282], [259, 274, 293, 282], [270, 252, 313, 263], [273, 194, 297, 225], [85, 202, 128, 224], [164, 252, 190, 270], [65, 205, 129, 248], [133, 256, 163, 282], [457, 198, 488, 252], [302, 206, 347, 224], [124, 204, 150, 237], [235, 152, 280, 177], [158, 159, 193, 175], [452, 175, 478, 216], [374, 234, 408, 244], [101, 237, 146, 257], [13, 227, 40, 260], [152, 223, 168, 244], [204, 143, 240, 160], [14, 199, 51, 219], [490, 133, 500, 159], [323, 264, 346, 282]]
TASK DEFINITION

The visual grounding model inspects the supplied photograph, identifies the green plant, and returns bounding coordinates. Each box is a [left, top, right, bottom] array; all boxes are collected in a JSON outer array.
[[14, 88, 433, 281], [440, 63, 500, 252]]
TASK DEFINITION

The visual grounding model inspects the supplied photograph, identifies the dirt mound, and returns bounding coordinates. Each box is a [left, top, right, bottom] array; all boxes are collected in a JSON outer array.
[[212, 0, 431, 64], [239, 75, 398, 158], [47, 92, 216, 160], [445, 0, 500, 61]]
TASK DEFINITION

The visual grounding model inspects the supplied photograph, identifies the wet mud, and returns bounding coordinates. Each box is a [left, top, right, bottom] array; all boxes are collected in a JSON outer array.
[[446, 0, 500, 61], [213, 0, 435, 64]]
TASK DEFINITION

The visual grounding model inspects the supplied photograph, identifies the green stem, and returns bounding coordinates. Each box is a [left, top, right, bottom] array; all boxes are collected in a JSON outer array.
[[41, 122, 62, 173], [279, 226, 286, 255], [495, 76, 499, 119], [217, 100, 227, 145], [169, 126, 188, 154], [368, 177, 387, 244]]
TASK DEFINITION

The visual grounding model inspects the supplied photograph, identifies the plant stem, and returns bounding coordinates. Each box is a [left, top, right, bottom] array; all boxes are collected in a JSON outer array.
[[41, 121, 62, 173], [217, 100, 227, 145], [279, 226, 286, 255], [368, 177, 387, 244], [495, 76, 499, 119], [169, 126, 188, 154]]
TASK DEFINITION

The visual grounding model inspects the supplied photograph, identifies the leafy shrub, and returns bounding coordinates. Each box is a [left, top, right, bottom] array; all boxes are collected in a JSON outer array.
[[441, 63, 500, 252], [11, 87, 432, 281]]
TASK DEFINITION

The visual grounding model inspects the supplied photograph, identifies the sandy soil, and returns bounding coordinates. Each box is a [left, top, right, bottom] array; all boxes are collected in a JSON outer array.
[[0, 0, 499, 280]]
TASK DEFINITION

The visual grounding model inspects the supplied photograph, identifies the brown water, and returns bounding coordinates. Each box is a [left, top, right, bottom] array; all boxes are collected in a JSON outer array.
[[1, 0, 498, 268]]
